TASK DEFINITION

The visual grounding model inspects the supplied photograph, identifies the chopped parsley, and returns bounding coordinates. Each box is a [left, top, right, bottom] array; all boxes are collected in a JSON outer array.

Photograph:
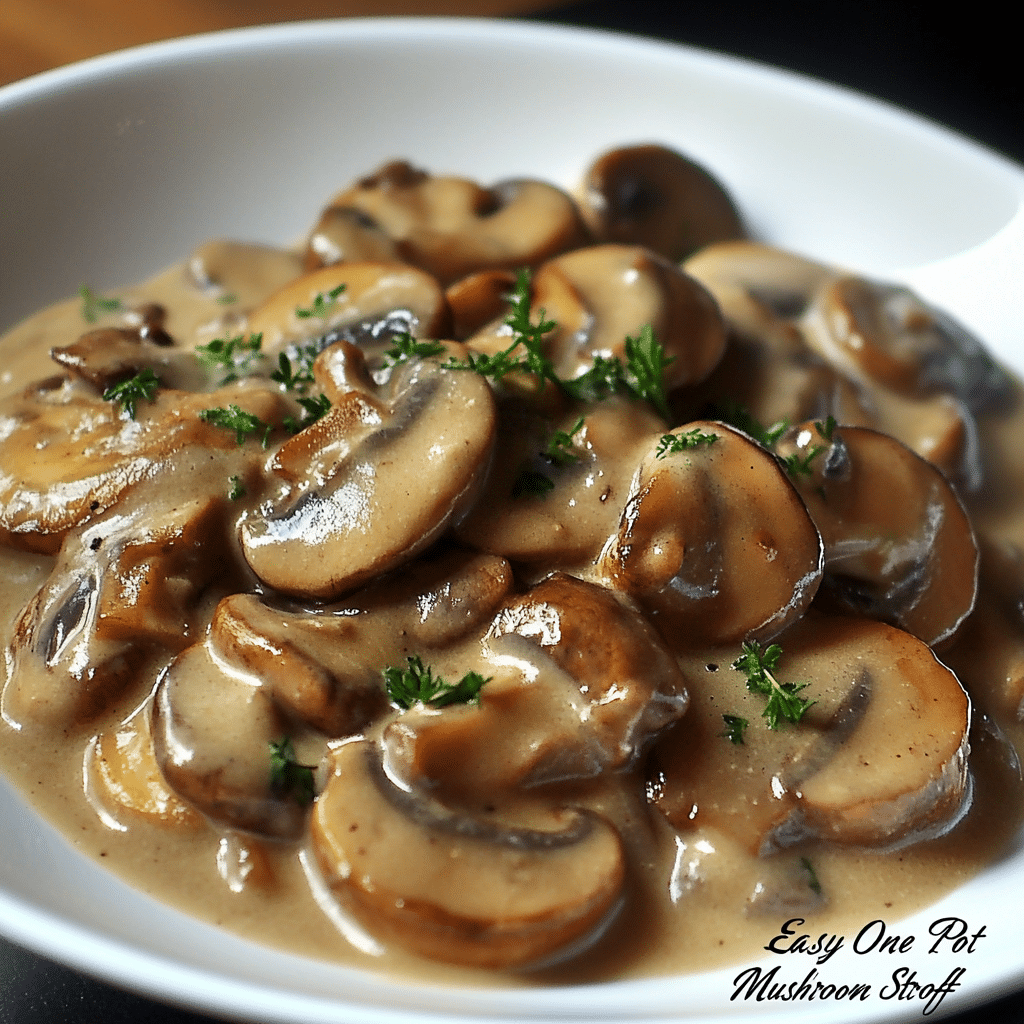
[[383, 654, 490, 710], [199, 404, 273, 446], [268, 737, 315, 806], [228, 475, 246, 500], [732, 640, 815, 730], [79, 286, 123, 324], [382, 332, 445, 367], [720, 713, 749, 745], [283, 393, 331, 434], [656, 427, 719, 458], [271, 347, 318, 393], [295, 283, 346, 320], [102, 368, 160, 419], [194, 332, 264, 384], [511, 469, 557, 499]]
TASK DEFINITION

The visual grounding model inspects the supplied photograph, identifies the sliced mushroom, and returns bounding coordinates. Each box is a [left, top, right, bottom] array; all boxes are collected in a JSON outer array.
[[245, 261, 450, 368], [684, 241, 833, 320], [469, 244, 726, 392], [801, 274, 1012, 412], [385, 572, 688, 804], [302, 206, 402, 271], [311, 738, 625, 969], [0, 374, 289, 553], [445, 269, 518, 340], [1, 495, 238, 730], [576, 143, 745, 261], [775, 421, 979, 646], [314, 160, 590, 286], [601, 421, 823, 646], [85, 701, 203, 830], [240, 349, 497, 600], [454, 397, 664, 565], [652, 614, 971, 853], [187, 240, 304, 307], [153, 639, 320, 840]]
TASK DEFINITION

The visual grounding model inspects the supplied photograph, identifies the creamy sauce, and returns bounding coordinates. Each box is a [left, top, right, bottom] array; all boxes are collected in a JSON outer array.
[[1, 147, 1024, 985]]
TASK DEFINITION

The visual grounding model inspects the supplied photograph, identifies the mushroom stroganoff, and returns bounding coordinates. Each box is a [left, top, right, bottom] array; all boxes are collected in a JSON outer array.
[[2, 144, 1024, 982]]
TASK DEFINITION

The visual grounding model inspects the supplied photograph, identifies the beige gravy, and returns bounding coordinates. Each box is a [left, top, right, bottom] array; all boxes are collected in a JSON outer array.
[[1, 150, 1024, 987]]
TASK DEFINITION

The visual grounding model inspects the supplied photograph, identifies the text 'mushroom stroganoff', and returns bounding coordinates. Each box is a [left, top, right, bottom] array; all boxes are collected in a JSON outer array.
[[2, 143, 1024, 981]]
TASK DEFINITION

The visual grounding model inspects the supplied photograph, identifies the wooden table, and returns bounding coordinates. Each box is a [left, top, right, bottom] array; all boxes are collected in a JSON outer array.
[[0, 0, 555, 87]]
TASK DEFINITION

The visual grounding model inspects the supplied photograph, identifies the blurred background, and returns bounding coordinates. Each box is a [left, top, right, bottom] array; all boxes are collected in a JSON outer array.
[[1, 0, 1020, 164], [0, 0, 1020, 1021]]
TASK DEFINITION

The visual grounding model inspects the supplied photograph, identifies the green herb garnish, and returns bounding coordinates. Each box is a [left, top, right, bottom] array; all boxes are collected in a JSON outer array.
[[102, 367, 160, 419], [270, 347, 318, 393], [228, 475, 246, 500], [79, 286, 123, 324], [295, 283, 346, 320], [268, 737, 315, 806], [382, 332, 445, 367], [511, 469, 556, 499], [194, 332, 264, 383], [656, 427, 719, 458], [801, 856, 824, 897], [720, 713, 749, 745], [383, 655, 490, 710], [732, 640, 814, 730], [542, 416, 585, 466], [199, 404, 273, 446], [713, 402, 789, 448], [623, 324, 674, 421], [283, 393, 331, 434]]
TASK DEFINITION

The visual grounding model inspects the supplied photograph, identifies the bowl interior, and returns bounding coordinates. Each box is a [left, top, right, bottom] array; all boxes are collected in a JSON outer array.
[[2, 17, 1024, 1024]]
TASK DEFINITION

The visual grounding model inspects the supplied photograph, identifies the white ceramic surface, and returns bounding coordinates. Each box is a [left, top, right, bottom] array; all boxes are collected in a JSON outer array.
[[1, 17, 1024, 1024]]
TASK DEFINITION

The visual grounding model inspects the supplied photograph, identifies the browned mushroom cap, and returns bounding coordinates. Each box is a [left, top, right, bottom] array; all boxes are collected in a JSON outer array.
[[576, 144, 745, 261], [171, 548, 513, 740], [1, 495, 238, 730], [187, 240, 304, 307], [153, 639, 321, 840], [468, 244, 726, 392], [652, 614, 971, 853], [0, 375, 289, 554], [302, 206, 402, 272], [675, 284, 872, 432], [245, 262, 450, 367], [444, 269, 518, 341], [240, 349, 497, 601], [601, 421, 823, 646], [775, 421, 978, 647], [684, 241, 833, 319], [311, 738, 625, 969], [454, 397, 665, 565], [386, 572, 688, 805], [317, 160, 591, 286], [85, 702, 203, 831], [801, 274, 1012, 412]]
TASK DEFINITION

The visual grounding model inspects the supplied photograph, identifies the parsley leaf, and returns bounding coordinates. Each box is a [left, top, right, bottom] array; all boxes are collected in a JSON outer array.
[[79, 286, 123, 324], [720, 714, 748, 745], [447, 268, 560, 386], [713, 401, 789, 448], [228, 475, 246, 500], [511, 468, 556, 499], [270, 347, 318, 393], [268, 737, 315, 805], [382, 332, 445, 367], [199, 404, 273, 446], [542, 416, 585, 466], [801, 856, 824, 897], [283, 393, 331, 434], [732, 640, 815, 730], [102, 367, 160, 419], [383, 655, 490, 710], [295, 283, 346, 320], [194, 332, 264, 384], [656, 427, 719, 458], [624, 324, 674, 421]]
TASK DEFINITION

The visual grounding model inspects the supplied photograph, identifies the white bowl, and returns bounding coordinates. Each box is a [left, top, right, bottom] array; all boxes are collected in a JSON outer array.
[[2, 17, 1024, 1024]]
